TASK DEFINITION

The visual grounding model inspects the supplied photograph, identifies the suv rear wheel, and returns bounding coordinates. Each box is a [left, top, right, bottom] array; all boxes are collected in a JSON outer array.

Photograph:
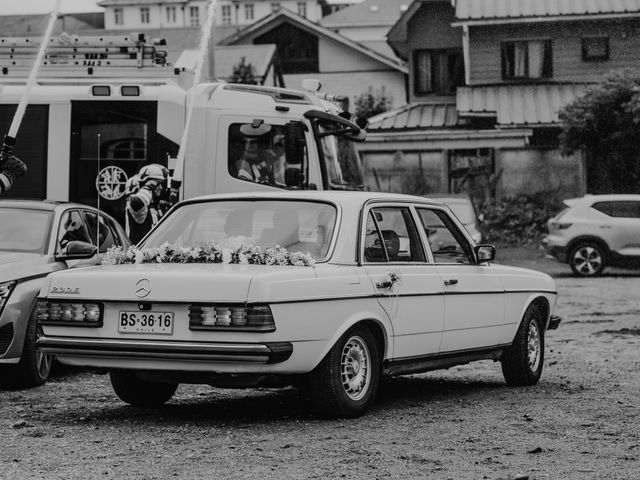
[[569, 242, 606, 277]]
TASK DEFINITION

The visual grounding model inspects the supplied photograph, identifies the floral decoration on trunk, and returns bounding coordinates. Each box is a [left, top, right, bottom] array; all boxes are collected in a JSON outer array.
[[101, 241, 315, 267]]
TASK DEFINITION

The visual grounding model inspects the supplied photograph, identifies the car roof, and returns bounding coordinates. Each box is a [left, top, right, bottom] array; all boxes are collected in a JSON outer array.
[[185, 190, 449, 208], [0, 199, 111, 213], [565, 194, 640, 207]]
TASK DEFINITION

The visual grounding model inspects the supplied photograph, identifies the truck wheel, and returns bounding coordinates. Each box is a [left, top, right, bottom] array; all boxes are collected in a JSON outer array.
[[110, 370, 177, 407], [2, 307, 52, 388], [569, 242, 605, 277], [501, 304, 545, 386], [309, 326, 380, 418]]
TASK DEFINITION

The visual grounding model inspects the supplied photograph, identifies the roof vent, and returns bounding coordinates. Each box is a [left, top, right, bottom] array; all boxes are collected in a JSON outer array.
[[400, 4, 408, 12], [370, 5, 379, 12]]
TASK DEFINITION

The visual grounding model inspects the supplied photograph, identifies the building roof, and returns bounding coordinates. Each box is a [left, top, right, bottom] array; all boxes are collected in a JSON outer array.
[[0, 13, 103, 35], [177, 44, 278, 82], [98, 0, 188, 6], [457, 83, 591, 126], [455, 0, 640, 23], [367, 102, 461, 131], [320, 0, 411, 27], [220, 8, 407, 73]]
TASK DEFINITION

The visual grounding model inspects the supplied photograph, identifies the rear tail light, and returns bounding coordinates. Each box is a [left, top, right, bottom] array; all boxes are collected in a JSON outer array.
[[189, 304, 275, 332], [36, 300, 103, 327]]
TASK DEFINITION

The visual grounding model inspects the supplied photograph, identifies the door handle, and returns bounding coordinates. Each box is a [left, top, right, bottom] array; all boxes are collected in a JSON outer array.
[[376, 280, 393, 289], [443, 279, 458, 286]]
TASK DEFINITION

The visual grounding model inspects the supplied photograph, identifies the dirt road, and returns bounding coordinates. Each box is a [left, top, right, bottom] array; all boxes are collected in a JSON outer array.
[[1, 247, 638, 479]]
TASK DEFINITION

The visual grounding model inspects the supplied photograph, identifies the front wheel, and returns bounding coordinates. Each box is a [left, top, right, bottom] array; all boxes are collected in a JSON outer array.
[[1, 306, 53, 388], [569, 242, 605, 277], [501, 304, 545, 386], [110, 370, 178, 407], [308, 326, 380, 418]]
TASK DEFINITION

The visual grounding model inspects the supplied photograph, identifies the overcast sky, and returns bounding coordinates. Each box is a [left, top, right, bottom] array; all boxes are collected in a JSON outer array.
[[0, 0, 104, 15]]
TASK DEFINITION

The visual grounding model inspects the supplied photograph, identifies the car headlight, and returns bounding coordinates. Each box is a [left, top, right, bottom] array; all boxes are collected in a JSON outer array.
[[0, 281, 17, 315]]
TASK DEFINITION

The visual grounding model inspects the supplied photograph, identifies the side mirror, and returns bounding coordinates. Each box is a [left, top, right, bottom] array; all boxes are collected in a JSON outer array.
[[284, 167, 304, 188], [56, 240, 98, 261], [284, 121, 306, 166], [474, 244, 496, 263]]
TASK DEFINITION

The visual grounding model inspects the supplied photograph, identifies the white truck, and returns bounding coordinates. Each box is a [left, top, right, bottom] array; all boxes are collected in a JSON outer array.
[[0, 34, 368, 225]]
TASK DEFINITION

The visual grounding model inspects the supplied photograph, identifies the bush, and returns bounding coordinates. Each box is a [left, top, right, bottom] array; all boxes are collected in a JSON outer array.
[[354, 86, 393, 119], [479, 191, 564, 246]]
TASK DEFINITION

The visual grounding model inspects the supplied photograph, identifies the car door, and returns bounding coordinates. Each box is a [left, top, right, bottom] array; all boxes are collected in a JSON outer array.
[[362, 204, 444, 359], [591, 200, 640, 258], [415, 207, 505, 352]]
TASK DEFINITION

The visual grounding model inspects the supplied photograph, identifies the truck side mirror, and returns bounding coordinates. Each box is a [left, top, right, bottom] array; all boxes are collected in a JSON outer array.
[[284, 121, 306, 167]]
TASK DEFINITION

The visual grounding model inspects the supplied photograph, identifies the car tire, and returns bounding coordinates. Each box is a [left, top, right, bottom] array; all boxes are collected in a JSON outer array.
[[569, 242, 606, 277], [308, 326, 380, 418], [501, 303, 545, 387], [0, 306, 53, 388], [110, 370, 178, 407]]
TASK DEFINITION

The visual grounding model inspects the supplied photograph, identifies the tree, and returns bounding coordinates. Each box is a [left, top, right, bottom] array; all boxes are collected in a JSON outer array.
[[229, 57, 257, 85], [558, 70, 640, 193], [354, 86, 393, 119]]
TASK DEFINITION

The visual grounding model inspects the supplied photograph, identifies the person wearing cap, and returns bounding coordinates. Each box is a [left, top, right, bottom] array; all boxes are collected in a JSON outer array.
[[0, 156, 27, 196], [125, 163, 169, 243]]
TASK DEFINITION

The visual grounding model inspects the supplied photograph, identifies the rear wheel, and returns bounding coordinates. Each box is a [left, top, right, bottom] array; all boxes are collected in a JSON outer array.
[[501, 304, 545, 386], [569, 242, 605, 277], [110, 370, 178, 407], [308, 326, 380, 418]]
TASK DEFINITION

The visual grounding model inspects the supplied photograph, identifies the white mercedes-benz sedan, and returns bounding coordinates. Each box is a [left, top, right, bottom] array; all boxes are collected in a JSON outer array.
[[37, 192, 560, 418]]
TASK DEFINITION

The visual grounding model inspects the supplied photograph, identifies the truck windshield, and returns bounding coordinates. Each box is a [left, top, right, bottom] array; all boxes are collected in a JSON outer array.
[[316, 123, 366, 191]]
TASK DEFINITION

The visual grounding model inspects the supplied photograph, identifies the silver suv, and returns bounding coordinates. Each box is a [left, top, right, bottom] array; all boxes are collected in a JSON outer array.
[[542, 195, 640, 276]]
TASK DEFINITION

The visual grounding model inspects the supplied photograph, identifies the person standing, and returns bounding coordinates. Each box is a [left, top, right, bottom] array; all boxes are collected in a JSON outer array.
[[125, 163, 169, 243], [0, 156, 27, 196]]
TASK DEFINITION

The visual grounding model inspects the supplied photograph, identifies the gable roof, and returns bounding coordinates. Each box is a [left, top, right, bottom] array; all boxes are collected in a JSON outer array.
[[368, 101, 461, 131], [220, 8, 407, 73], [455, 0, 640, 24], [457, 83, 591, 126], [177, 44, 278, 83], [320, 0, 411, 27]]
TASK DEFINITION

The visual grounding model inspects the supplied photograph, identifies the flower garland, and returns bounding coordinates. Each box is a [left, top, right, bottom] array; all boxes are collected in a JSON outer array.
[[101, 241, 315, 267]]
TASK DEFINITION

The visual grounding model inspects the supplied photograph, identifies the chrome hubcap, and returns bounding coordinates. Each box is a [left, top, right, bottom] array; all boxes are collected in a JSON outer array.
[[35, 326, 52, 380], [573, 246, 602, 275], [340, 336, 371, 401], [527, 321, 541, 372]]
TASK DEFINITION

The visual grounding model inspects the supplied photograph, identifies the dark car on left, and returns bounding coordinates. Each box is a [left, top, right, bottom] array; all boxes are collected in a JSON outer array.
[[0, 200, 130, 387]]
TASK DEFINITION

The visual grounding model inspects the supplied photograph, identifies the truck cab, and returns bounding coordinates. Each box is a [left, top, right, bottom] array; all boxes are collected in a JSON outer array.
[[178, 82, 367, 200]]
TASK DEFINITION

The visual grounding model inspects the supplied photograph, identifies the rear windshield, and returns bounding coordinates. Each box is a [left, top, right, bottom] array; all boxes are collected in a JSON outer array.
[[143, 200, 338, 260], [0, 208, 52, 253]]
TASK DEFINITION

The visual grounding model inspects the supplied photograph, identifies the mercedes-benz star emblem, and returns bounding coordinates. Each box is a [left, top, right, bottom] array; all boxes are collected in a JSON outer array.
[[135, 279, 152, 298]]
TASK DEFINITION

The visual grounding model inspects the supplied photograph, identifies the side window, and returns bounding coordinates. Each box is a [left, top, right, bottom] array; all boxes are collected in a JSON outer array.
[[417, 208, 473, 264], [228, 122, 307, 188], [57, 210, 92, 253], [84, 211, 119, 253], [363, 207, 425, 263], [593, 201, 640, 218]]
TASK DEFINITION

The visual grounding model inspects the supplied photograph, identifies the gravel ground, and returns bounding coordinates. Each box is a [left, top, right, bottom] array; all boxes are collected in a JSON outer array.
[[1, 246, 639, 480]]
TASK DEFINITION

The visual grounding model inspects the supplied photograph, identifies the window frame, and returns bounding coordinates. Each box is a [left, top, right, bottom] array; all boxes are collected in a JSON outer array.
[[582, 36, 609, 62], [245, 3, 254, 21], [190, 5, 200, 26], [501, 39, 553, 80], [415, 206, 476, 265], [360, 202, 431, 265], [140, 7, 150, 24], [166, 6, 177, 24], [114, 7, 123, 25], [297, 2, 307, 17], [413, 48, 465, 96]]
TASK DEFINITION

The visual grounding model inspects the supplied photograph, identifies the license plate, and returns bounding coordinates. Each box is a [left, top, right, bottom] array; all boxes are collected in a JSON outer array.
[[118, 311, 174, 335]]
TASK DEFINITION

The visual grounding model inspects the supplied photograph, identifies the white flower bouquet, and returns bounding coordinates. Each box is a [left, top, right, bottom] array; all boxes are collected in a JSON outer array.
[[101, 241, 315, 267]]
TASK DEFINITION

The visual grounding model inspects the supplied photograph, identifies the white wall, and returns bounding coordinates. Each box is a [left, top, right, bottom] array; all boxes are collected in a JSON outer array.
[[103, 0, 322, 30]]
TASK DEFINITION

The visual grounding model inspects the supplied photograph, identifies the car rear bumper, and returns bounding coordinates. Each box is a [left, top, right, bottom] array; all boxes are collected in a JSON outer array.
[[547, 315, 562, 330], [37, 336, 293, 364]]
